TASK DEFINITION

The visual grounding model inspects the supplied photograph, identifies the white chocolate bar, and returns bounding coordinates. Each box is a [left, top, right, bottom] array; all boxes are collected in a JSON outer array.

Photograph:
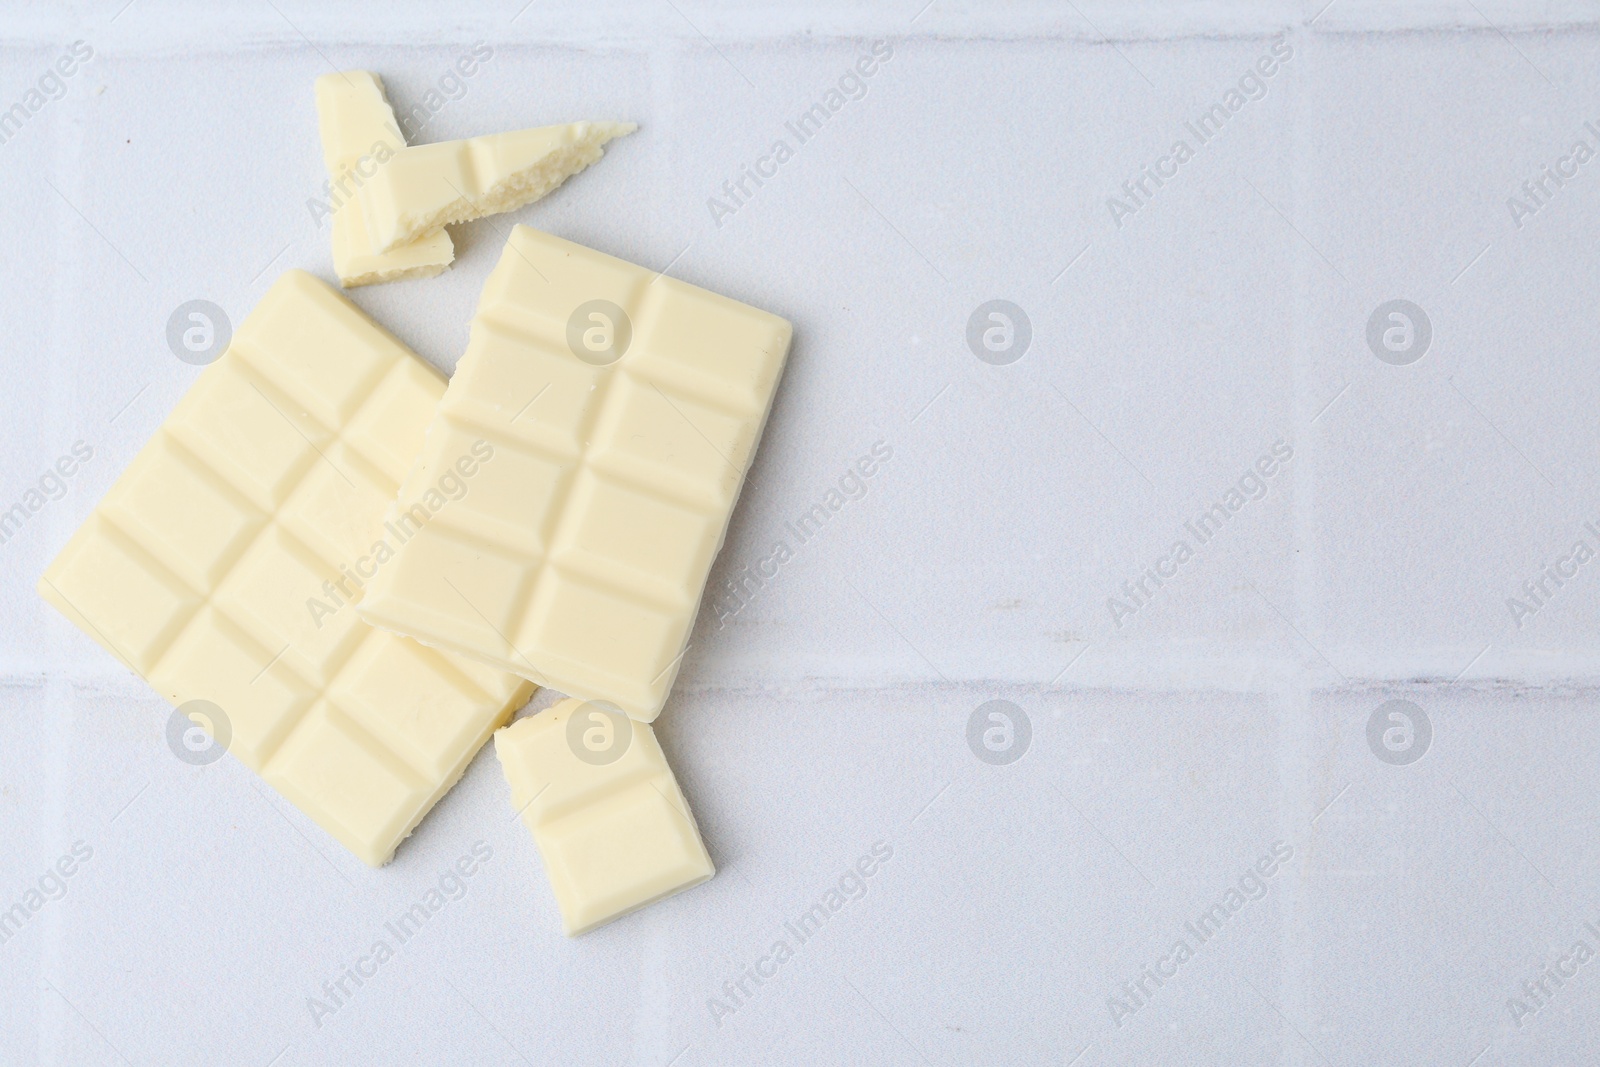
[[39, 270, 534, 866], [495, 698, 714, 935], [360, 122, 634, 254], [314, 71, 455, 288], [357, 226, 793, 720]]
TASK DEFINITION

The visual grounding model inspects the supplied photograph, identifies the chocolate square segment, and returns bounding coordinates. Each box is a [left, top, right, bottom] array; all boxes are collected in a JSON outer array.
[[495, 699, 714, 935]]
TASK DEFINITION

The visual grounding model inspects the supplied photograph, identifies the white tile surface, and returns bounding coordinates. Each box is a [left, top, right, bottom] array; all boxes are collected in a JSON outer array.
[[4, 2, 1599, 1064]]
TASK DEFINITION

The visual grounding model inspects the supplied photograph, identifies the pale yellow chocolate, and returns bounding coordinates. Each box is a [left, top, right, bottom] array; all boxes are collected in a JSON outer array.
[[39, 270, 534, 866], [360, 122, 634, 253], [495, 698, 713, 935], [357, 226, 793, 720], [315, 71, 455, 287]]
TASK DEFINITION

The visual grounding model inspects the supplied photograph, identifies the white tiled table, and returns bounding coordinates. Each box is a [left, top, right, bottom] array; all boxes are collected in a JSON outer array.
[[3, 2, 1598, 1064]]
